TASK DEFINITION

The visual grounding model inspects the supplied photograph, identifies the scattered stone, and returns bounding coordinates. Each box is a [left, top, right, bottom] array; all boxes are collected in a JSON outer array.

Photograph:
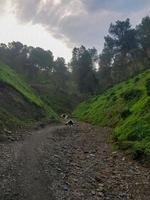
[[97, 192, 104, 197], [39, 123, 45, 128], [0, 123, 149, 200], [91, 190, 96, 195], [8, 136, 15, 141], [95, 176, 102, 182], [122, 157, 125, 161], [97, 186, 104, 192], [4, 129, 12, 134], [64, 184, 69, 192]]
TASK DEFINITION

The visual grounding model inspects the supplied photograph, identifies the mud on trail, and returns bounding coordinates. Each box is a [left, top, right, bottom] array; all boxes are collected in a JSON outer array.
[[0, 123, 149, 200]]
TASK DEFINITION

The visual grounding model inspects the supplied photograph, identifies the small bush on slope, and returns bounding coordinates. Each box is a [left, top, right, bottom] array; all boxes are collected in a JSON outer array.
[[73, 70, 150, 162], [120, 89, 142, 102], [0, 61, 58, 124], [145, 78, 150, 96]]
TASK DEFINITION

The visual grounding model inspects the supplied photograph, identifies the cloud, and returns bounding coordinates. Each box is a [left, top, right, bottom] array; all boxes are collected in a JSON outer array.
[[82, 0, 150, 12], [4, 0, 150, 51], [0, 0, 7, 13]]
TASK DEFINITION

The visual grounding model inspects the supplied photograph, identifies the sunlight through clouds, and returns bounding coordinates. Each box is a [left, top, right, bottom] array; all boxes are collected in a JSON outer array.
[[0, 11, 71, 61], [0, 0, 150, 60]]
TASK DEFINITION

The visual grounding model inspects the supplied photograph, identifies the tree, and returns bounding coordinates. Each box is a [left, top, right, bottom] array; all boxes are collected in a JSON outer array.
[[136, 16, 150, 60], [29, 47, 54, 71], [53, 57, 68, 89], [71, 46, 98, 95], [109, 19, 137, 56], [0, 43, 9, 64], [103, 19, 138, 82], [98, 45, 113, 91]]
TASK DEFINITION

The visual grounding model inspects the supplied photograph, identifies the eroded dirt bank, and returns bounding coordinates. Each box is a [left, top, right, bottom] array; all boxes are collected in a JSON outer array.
[[0, 123, 149, 200]]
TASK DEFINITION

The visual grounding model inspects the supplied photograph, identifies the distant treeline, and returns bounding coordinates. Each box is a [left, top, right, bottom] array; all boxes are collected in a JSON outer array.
[[0, 16, 150, 102]]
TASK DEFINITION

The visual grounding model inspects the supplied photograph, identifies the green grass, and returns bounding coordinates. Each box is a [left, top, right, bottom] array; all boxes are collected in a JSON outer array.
[[74, 70, 150, 162], [0, 61, 58, 122]]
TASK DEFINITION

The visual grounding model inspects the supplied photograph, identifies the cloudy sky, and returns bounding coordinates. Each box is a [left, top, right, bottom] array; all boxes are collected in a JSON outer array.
[[0, 0, 150, 61]]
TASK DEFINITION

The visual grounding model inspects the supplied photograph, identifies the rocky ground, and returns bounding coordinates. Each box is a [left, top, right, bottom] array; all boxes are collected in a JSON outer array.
[[0, 122, 149, 200]]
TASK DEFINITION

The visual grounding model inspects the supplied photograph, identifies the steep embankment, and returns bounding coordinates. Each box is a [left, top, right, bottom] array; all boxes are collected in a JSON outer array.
[[74, 70, 150, 161], [0, 61, 58, 131]]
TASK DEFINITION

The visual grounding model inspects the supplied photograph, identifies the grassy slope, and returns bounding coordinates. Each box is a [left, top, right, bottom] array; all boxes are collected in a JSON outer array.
[[0, 61, 58, 123], [74, 70, 150, 161]]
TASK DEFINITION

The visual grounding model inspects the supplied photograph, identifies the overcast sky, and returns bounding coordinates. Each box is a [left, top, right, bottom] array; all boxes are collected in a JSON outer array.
[[0, 0, 150, 61]]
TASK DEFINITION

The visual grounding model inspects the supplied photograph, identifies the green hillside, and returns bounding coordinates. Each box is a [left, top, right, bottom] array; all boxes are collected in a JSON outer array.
[[74, 70, 150, 162], [0, 61, 58, 130]]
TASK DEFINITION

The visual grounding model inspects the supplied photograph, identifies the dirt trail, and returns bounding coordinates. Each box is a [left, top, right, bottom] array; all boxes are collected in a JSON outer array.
[[0, 123, 149, 200]]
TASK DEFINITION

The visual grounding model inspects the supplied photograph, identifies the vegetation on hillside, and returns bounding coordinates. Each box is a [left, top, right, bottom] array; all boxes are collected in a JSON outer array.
[[0, 61, 58, 129], [0, 42, 80, 113], [74, 70, 150, 162]]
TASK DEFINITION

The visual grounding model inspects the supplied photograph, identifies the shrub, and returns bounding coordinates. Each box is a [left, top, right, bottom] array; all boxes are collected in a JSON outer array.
[[127, 132, 141, 141], [107, 92, 116, 101], [121, 109, 132, 119], [112, 96, 117, 102], [134, 77, 140, 83], [145, 78, 150, 96], [121, 89, 142, 101], [132, 149, 144, 160], [140, 99, 150, 115], [109, 92, 115, 96]]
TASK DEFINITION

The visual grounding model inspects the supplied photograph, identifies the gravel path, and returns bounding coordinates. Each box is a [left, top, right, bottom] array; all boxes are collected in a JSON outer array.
[[0, 123, 149, 200]]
